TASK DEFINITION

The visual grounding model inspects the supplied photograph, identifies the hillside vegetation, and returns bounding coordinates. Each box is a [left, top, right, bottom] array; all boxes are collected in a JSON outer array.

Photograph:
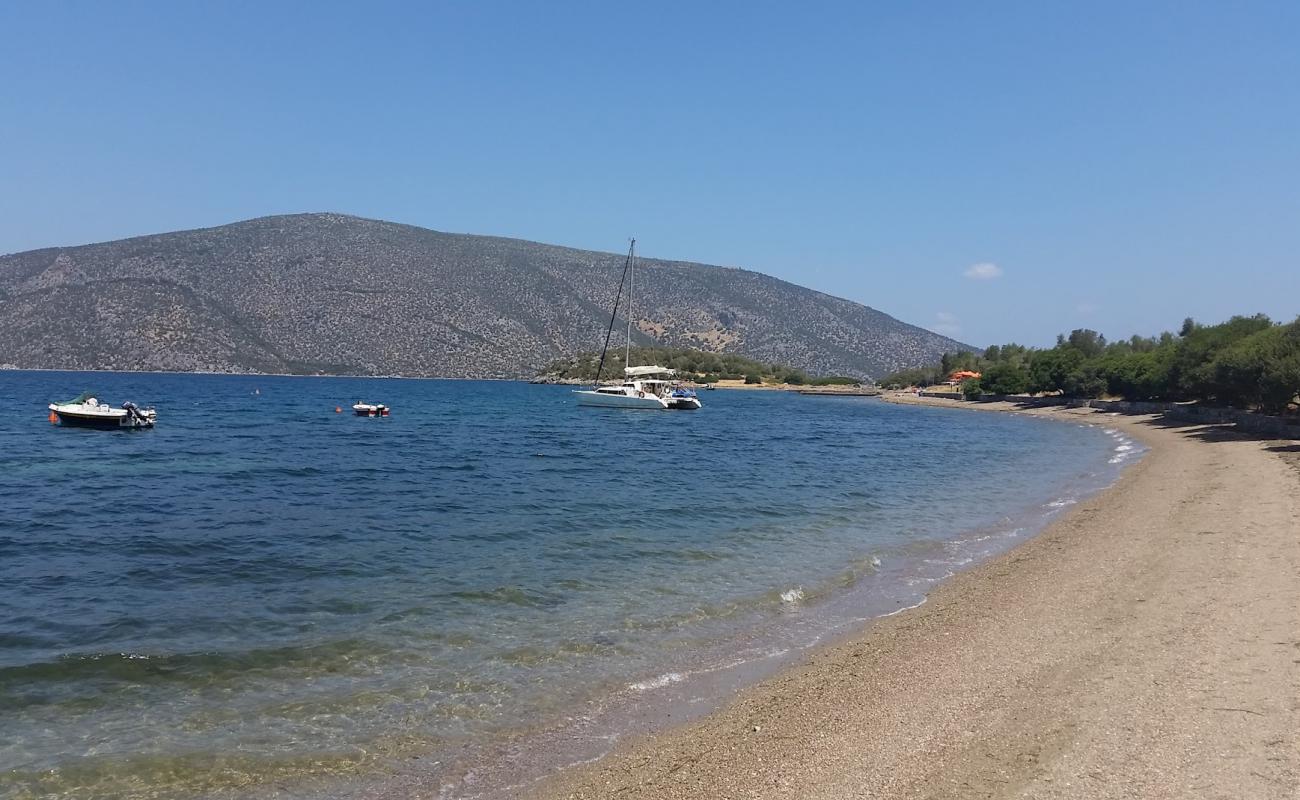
[[542, 346, 860, 385], [0, 214, 970, 379], [882, 314, 1300, 414]]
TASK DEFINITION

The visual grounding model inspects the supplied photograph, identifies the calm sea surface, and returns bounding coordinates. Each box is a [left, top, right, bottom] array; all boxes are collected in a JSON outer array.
[[0, 372, 1139, 799]]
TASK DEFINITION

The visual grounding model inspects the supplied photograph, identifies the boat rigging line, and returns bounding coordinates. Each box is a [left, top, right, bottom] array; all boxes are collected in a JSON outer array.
[[593, 238, 635, 386]]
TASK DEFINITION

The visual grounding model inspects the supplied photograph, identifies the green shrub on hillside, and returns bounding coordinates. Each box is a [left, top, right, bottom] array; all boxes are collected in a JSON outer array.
[[543, 346, 860, 384], [811, 376, 859, 386]]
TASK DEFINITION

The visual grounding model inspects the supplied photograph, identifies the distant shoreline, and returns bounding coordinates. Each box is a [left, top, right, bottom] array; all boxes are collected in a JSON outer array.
[[2, 365, 871, 393], [0, 366, 515, 381], [523, 401, 1300, 799]]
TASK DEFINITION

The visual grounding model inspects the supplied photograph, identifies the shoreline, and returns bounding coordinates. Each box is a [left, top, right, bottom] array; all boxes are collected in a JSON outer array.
[[523, 399, 1299, 799], [344, 395, 1129, 800], [2, 366, 867, 393]]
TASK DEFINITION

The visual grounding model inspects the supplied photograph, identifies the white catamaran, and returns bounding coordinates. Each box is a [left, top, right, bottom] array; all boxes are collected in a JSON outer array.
[[574, 240, 702, 411]]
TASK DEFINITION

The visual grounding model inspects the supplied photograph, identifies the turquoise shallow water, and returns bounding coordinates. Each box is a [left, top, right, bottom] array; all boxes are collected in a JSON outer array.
[[0, 372, 1137, 799]]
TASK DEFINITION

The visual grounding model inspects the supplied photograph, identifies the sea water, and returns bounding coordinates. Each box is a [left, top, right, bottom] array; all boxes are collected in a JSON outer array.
[[0, 373, 1139, 799]]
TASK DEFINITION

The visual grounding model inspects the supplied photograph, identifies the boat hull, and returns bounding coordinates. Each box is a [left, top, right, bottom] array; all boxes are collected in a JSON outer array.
[[666, 397, 702, 410], [53, 412, 128, 429], [574, 391, 667, 410], [51, 410, 153, 429]]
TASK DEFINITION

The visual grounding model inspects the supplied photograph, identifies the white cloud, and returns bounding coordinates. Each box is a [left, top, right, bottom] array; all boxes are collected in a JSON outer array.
[[963, 262, 1003, 280], [933, 311, 961, 337]]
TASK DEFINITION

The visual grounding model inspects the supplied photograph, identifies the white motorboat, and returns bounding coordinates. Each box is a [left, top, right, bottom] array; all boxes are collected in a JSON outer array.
[[352, 402, 390, 417], [574, 239, 702, 412], [48, 394, 156, 429], [665, 383, 703, 410]]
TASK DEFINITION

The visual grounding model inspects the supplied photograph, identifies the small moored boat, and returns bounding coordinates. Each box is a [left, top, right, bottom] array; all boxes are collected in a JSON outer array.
[[48, 394, 156, 429], [352, 402, 389, 417], [666, 384, 702, 410]]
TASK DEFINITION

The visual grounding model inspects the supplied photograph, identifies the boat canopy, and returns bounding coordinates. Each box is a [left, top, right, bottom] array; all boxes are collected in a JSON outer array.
[[624, 365, 674, 377]]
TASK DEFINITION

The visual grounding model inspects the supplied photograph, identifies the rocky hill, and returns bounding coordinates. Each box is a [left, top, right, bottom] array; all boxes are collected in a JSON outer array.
[[0, 214, 972, 379]]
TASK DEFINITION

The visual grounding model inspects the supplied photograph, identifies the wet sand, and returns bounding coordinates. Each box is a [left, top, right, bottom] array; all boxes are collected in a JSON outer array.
[[528, 400, 1300, 799]]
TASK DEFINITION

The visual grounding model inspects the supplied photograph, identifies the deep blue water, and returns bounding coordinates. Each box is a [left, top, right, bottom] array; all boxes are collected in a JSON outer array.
[[0, 372, 1137, 799]]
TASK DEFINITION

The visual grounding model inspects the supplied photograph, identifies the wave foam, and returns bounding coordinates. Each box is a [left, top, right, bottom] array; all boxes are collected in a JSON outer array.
[[780, 587, 804, 604], [628, 672, 684, 692]]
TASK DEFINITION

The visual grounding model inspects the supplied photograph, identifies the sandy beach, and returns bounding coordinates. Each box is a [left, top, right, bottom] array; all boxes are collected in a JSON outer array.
[[529, 399, 1300, 799]]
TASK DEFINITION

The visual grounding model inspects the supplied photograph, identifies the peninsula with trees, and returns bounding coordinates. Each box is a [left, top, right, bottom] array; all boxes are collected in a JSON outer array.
[[538, 346, 859, 386]]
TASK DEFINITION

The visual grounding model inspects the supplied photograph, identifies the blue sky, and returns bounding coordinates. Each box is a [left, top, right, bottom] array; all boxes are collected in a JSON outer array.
[[2, 2, 1297, 348]]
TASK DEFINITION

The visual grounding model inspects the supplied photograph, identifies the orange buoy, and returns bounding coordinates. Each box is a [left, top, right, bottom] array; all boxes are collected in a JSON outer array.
[[335, 406, 342, 413], [48, 411, 59, 424]]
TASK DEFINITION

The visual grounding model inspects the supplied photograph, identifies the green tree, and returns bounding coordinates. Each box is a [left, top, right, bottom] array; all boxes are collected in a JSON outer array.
[[892, 313, 1294, 413], [1065, 329, 1107, 358], [940, 350, 978, 377], [1062, 363, 1107, 398], [1169, 314, 1273, 400], [1028, 348, 1084, 394], [979, 362, 1030, 395], [1097, 349, 1172, 400], [1208, 319, 1300, 412], [878, 366, 941, 389]]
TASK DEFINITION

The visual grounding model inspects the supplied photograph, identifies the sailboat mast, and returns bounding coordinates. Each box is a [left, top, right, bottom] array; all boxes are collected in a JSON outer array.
[[625, 238, 635, 370], [592, 241, 635, 386]]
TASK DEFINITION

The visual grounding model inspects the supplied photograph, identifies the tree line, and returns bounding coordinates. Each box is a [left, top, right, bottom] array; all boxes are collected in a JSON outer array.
[[879, 314, 1300, 414], [543, 346, 858, 386]]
